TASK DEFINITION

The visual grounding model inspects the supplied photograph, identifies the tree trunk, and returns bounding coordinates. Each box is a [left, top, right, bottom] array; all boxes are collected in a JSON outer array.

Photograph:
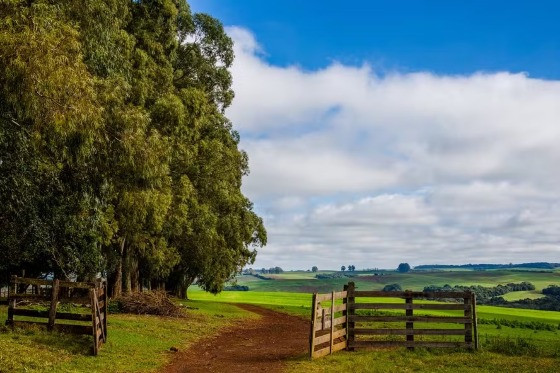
[[123, 244, 132, 294], [130, 258, 139, 293], [112, 238, 125, 298]]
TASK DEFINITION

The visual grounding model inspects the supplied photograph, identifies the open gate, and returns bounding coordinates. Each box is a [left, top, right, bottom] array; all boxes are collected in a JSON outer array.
[[309, 282, 478, 359]]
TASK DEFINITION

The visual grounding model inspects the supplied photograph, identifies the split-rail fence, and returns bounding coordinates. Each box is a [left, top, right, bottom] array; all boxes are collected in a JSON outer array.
[[5, 275, 107, 355], [310, 282, 478, 359]]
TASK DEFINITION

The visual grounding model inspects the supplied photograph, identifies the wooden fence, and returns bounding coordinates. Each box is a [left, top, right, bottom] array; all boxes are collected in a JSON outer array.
[[5, 276, 107, 355], [0, 287, 7, 305], [310, 282, 478, 359]]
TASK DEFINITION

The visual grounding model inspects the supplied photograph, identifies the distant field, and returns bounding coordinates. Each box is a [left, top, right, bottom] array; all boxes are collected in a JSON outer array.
[[234, 269, 560, 293], [502, 290, 546, 301]]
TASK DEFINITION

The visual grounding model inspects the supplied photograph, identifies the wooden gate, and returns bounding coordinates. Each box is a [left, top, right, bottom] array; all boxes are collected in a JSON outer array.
[[310, 282, 478, 358], [5, 276, 108, 355]]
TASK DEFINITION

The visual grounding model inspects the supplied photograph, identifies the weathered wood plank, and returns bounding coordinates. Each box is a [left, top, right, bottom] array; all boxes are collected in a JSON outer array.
[[353, 328, 466, 335], [11, 308, 90, 321], [9, 293, 50, 300], [351, 303, 468, 310], [309, 293, 318, 359], [315, 327, 347, 345], [349, 340, 471, 348], [349, 315, 472, 323], [10, 321, 92, 335], [353, 291, 469, 298], [405, 296, 414, 350], [315, 315, 347, 331], [472, 293, 478, 350]]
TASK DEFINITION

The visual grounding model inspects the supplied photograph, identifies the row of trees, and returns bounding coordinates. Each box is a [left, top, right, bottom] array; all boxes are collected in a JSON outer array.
[[0, 0, 266, 298]]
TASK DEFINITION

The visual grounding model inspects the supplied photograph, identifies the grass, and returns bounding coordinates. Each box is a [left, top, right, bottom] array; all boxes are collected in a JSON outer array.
[[287, 349, 560, 372], [501, 290, 545, 301], [189, 288, 560, 354], [0, 301, 252, 373]]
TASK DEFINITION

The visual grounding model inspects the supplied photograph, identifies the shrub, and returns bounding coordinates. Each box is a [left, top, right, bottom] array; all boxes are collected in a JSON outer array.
[[382, 283, 402, 292], [224, 285, 249, 291]]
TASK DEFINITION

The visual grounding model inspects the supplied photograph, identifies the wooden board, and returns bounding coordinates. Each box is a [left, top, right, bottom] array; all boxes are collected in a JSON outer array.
[[313, 340, 347, 358], [351, 303, 468, 310], [12, 308, 90, 321], [315, 315, 347, 331], [316, 291, 347, 302], [314, 328, 347, 345], [353, 328, 465, 335], [9, 321, 92, 335], [349, 340, 472, 348], [353, 291, 470, 298], [349, 315, 472, 323]]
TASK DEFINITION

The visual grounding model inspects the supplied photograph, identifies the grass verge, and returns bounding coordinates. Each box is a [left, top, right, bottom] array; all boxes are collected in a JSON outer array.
[[0, 301, 252, 373]]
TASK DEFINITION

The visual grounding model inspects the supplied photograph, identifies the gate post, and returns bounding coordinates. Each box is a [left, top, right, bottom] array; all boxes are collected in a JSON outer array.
[[309, 293, 318, 359], [6, 275, 17, 327], [346, 282, 355, 351], [48, 279, 60, 331], [472, 292, 478, 350], [464, 291, 473, 348], [405, 292, 414, 350]]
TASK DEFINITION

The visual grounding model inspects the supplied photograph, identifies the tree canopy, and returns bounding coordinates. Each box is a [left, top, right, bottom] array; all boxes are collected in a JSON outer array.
[[0, 0, 266, 298], [397, 263, 411, 273]]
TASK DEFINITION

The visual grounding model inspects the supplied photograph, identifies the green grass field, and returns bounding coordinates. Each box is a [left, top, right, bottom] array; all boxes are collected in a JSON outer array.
[[190, 285, 560, 372], [234, 270, 560, 293]]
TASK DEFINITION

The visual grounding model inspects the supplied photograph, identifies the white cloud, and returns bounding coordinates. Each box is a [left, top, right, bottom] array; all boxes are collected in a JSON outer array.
[[226, 27, 560, 269]]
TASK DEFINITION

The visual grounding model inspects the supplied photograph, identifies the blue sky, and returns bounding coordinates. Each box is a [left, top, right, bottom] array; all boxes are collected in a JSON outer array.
[[191, 0, 560, 79], [189, 1, 560, 270]]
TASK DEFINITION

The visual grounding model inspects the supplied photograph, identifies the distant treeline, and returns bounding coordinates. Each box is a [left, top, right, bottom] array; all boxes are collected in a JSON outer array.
[[423, 282, 536, 300], [415, 262, 560, 270], [423, 283, 560, 311]]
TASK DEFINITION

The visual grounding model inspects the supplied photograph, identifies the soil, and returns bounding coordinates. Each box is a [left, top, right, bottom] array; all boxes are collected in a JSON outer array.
[[162, 304, 309, 373]]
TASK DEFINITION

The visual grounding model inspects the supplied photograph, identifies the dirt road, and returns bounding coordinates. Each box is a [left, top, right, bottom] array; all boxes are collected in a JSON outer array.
[[163, 304, 309, 373]]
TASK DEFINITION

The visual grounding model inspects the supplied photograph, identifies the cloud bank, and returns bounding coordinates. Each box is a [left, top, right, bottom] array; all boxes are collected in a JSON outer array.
[[226, 27, 560, 270]]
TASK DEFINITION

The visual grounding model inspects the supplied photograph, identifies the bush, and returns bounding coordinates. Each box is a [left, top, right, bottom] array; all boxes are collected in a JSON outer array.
[[112, 290, 185, 317], [224, 285, 249, 291], [382, 283, 402, 292]]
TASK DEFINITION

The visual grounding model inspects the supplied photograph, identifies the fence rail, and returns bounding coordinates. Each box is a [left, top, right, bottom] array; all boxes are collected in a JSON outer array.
[[309, 282, 478, 359], [5, 276, 107, 355]]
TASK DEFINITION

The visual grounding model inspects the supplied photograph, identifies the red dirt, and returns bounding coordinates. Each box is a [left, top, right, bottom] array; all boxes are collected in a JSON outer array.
[[162, 304, 309, 373]]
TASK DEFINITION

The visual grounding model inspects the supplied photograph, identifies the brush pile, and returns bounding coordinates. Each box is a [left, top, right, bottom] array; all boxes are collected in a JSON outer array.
[[112, 290, 185, 317]]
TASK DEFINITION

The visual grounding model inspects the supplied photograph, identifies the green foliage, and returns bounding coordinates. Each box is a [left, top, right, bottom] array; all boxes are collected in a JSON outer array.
[[397, 263, 411, 273], [382, 283, 403, 292], [0, 0, 266, 295]]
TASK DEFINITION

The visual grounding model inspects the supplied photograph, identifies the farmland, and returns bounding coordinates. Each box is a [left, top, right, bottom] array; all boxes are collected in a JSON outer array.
[[2, 268, 560, 372]]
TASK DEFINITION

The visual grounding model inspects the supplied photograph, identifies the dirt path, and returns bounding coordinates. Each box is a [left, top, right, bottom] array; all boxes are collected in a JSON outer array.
[[162, 304, 309, 373]]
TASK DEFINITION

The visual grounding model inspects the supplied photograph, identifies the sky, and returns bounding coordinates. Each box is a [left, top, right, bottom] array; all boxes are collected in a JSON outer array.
[[189, 1, 560, 270]]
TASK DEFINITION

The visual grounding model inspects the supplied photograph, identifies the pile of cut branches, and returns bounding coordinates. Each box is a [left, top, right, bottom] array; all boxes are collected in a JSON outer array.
[[112, 290, 185, 317]]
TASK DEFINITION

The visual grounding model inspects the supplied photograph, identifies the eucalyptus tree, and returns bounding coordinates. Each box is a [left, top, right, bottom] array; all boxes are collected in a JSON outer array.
[[0, 0, 266, 296]]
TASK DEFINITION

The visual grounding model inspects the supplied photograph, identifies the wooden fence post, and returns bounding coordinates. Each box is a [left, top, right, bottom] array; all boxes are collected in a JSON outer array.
[[91, 288, 99, 356], [471, 292, 478, 350], [47, 279, 60, 331], [406, 292, 414, 350], [347, 282, 355, 351], [343, 283, 349, 349], [7, 275, 17, 327], [103, 281, 108, 341], [309, 293, 318, 359], [464, 292, 473, 348], [330, 291, 335, 354]]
